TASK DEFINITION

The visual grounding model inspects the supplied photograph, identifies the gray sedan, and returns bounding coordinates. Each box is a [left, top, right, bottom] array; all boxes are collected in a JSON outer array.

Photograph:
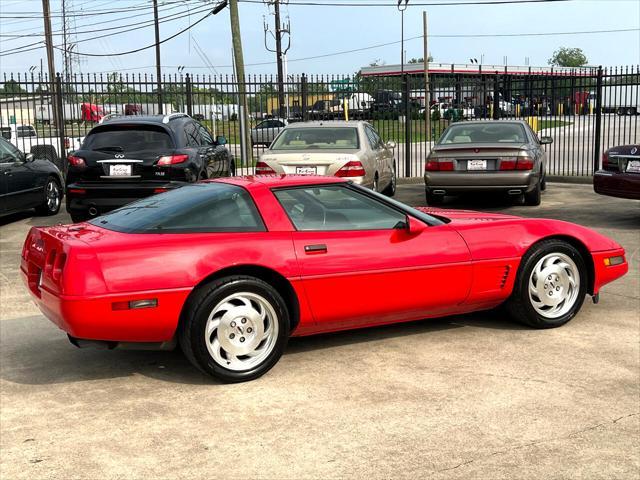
[[424, 120, 552, 206]]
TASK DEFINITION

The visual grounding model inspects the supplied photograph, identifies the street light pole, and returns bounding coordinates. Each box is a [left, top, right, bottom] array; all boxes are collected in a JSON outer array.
[[398, 0, 409, 75]]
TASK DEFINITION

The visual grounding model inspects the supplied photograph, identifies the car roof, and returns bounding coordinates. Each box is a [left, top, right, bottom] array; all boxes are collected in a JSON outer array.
[[282, 121, 364, 129], [208, 174, 348, 189], [100, 114, 191, 126], [450, 119, 530, 126]]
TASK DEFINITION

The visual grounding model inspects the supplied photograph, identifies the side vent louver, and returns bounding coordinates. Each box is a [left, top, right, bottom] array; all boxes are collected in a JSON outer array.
[[500, 265, 511, 288]]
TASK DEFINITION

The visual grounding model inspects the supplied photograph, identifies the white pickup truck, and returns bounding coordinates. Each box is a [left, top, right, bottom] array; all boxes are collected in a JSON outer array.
[[0, 124, 67, 163]]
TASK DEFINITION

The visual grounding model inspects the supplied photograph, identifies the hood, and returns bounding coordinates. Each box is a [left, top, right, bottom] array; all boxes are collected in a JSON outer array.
[[416, 207, 520, 225]]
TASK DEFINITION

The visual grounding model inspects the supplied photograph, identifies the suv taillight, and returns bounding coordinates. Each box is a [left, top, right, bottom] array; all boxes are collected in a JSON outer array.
[[335, 161, 366, 177], [255, 161, 276, 175], [68, 155, 85, 167], [157, 154, 188, 166]]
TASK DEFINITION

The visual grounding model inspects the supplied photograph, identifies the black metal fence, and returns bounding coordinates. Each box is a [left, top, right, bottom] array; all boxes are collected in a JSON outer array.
[[1, 65, 638, 177]]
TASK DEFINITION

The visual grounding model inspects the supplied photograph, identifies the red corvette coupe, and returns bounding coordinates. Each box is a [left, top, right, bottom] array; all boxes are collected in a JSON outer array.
[[21, 175, 627, 382]]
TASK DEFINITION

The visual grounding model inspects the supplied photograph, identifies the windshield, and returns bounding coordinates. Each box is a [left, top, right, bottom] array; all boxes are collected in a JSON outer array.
[[439, 123, 527, 144], [1, 127, 11, 140], [89, 183, 265, 233], [82, 125, 174, 151], [271, 127, 359, 150], [16, 126, 36, 137]]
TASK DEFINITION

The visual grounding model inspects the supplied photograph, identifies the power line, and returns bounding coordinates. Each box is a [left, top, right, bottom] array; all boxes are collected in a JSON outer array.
[[238, 0, 574, 6]]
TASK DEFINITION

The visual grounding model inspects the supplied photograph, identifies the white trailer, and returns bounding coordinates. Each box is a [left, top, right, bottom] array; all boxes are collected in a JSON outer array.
[[600, 85, 640, 115]]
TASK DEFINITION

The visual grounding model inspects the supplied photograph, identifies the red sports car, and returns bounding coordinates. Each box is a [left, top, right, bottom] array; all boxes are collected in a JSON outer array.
[[21, 176, 628, 382]]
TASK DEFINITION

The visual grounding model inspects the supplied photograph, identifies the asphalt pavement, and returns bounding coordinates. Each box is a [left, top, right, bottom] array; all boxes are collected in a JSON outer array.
[[0, 182, 638, 479]]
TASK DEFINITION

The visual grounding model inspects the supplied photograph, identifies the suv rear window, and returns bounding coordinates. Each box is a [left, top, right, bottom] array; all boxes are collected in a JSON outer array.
[[89, 183, 265, 233], [82, 125, 174, 151]]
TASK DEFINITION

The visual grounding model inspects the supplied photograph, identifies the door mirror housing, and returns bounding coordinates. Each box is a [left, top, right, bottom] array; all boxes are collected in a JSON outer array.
[[386, 141, 396, 149], [540, 136, 553, 145], [25, 153, 34, 162], [407, 216, 427, 234], [216, 135, 227, 146]]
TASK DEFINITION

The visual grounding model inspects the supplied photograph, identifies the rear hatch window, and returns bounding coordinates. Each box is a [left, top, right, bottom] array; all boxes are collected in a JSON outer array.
[[82, 125, 174, 153]]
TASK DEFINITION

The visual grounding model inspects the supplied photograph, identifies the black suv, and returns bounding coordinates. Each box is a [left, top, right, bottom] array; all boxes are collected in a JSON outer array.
[[66, 113, 234, 222]]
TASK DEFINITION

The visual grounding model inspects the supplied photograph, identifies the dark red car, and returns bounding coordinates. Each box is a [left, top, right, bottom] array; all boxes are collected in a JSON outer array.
[[21, 176, 628, 382], [594, 144, 640, 200]]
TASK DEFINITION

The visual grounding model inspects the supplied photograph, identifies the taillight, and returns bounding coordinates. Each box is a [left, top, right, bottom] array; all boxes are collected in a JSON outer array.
[[255, 161, 276, 175], [157, 154, 188, 166], [335, 160, 366, 177], [499, 157, 533, 170], [52, 252, 66, 282], [68, 155, 85, 167], [153, 188, 169, 194], [425, 160, 453, 171], [64, 137, 70, 149], [602, 151, 609, 168], [516, 157, 534, 170], [68, 188, 86, 195]]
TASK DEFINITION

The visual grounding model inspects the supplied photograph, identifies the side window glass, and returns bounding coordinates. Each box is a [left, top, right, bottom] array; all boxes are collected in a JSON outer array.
[[364, 126, 378, 150], [274, 185, 406, 231], [197, 124, 214, 145], [0, 140, 19, 163], [184, 122, 201, 147]]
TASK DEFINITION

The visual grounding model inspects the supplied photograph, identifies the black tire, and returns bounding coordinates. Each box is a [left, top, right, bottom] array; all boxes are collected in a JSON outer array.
[[382, 164, 397, 197], [541, 173, 547, 191], [179, 275, 290, 383], [425, 190, 444, 205], [70, 212, 89, 223], [228, 158, 236, 177], [35, 177, 62, 216], [505, 239, 587, 329], [524, 180, 541, 206]]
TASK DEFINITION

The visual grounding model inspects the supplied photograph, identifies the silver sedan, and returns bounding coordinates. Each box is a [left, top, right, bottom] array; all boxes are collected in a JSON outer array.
[[256, 121, 397, 195]]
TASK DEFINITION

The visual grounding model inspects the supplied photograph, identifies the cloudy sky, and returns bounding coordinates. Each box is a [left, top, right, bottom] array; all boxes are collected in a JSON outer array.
[[0, 0, 638, 77]]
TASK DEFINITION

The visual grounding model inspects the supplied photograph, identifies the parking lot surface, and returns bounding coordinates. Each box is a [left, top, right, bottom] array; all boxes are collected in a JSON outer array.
[[1, 183, 638, 479]]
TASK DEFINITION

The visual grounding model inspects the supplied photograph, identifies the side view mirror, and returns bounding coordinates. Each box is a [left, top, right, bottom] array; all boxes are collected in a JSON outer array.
[[216, 135, 227, 145], [540, 136, 553, 145], [407, 215, 427, 234], [386, 141, 397, 149], [25, 153, 34, 162]]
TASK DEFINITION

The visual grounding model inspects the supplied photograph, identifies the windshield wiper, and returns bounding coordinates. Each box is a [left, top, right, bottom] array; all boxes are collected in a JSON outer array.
[[93, 146, 124, 152]]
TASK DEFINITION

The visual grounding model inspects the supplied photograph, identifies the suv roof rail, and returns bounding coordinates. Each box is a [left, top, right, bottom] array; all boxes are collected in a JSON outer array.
[[162, 112, 190, 124], [99, 113, 124, 124]]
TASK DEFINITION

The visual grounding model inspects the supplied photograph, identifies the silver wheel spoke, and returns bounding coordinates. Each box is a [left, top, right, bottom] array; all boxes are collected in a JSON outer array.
[[204, 291, 279, 372], [528, 252, 581, 319]]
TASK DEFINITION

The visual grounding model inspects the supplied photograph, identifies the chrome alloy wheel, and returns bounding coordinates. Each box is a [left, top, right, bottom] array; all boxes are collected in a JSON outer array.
[[528, 252, 580, 319], [46, 181, 61, 212], [205, 292, 279, 371]]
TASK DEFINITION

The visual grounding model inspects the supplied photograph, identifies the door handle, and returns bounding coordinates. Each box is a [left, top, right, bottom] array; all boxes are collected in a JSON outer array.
[[304, 244, 327, 254]]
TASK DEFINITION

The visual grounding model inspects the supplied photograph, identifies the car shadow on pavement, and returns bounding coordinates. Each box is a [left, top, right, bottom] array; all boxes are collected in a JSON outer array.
[[0, 311, 525, 386]]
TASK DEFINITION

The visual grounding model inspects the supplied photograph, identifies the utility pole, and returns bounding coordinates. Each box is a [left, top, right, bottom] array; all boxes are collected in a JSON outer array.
[[263, 0, 290, 118], [229, 0, 252, 165], [153, 0, 163, 114], [42, 0, 59, 132], [423, 11, 431, 146]]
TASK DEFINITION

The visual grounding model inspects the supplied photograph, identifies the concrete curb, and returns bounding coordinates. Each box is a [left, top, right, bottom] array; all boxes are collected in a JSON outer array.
[[397, 175, 593, 186]]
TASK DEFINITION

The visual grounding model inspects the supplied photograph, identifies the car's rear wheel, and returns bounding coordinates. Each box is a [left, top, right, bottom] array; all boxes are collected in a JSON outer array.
[[382, 163, 396, 197], [35, 178, 61, 216], [425, 190, 444, 205], [179, 275, 289, 383], [506, 239, 587, 328], [524, 180, 542, 206]]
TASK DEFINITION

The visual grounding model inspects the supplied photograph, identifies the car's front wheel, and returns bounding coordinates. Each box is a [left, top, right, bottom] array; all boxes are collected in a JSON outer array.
[[506, 239, 587, 328], [35, 178, 61, 216], [179, 276, 290, 382]]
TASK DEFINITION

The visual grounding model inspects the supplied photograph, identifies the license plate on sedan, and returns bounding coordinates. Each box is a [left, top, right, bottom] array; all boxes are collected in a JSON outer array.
[[296, 166, 317, 175], [626, 160, 640, 173], [467, 159, 487, 171], [109, 164, 132, 176]]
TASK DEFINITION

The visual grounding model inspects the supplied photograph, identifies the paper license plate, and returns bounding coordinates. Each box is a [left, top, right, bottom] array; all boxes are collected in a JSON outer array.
[[296, 166, 317, 175], [109, 164, 132, 176], [626, 160, 640, 173], [467, 159, 487, 171]]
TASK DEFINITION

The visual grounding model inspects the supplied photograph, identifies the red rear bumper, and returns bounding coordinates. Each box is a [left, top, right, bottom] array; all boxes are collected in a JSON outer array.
[[21, 268, 190, 342]]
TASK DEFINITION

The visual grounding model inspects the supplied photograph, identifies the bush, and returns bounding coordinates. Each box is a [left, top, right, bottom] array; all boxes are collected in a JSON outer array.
[[431, 109, 441, 122]]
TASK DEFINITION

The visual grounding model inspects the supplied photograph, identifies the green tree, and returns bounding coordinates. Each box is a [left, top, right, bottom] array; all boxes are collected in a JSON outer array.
[[548, 47, 588, 67], [408, 55, 433, 64], [1, 79, 26, 94]]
